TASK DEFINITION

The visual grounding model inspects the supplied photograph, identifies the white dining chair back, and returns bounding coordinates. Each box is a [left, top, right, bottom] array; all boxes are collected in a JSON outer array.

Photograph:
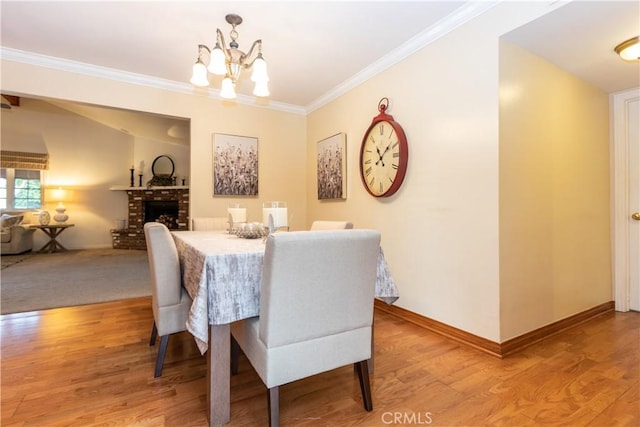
[[144, 222, 192, 377], [309, 220, 354, 230], [230, 229, 380, 426], [191, 217, 228, 231]]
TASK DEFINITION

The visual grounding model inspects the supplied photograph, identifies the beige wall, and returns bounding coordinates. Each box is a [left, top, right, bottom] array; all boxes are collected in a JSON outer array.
[[0, 61, 308, 245], [1, 98, 134, 249], [498, 40, 611, 340], [1, 1, 610, 343], [306, 3, 563, 342], [187, 96, 307, 226]]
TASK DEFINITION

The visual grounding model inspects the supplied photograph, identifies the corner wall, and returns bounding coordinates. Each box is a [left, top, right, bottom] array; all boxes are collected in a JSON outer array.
[[306, 3, 565, 342], [498, 40, 612, 340]]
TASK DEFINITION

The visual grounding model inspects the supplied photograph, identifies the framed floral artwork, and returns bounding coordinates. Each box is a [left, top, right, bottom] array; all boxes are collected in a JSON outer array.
[[317, 133, 346, 200], [213, 133, 259, 196]]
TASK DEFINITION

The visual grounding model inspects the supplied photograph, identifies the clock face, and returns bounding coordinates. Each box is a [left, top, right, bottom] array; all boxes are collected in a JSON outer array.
[[360, 120, 407, 197]]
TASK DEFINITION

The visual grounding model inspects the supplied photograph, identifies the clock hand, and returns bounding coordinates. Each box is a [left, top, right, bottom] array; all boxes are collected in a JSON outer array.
[[375, 145, 386, 167], [375, 143, 393, 167], [380, 143, 392, 158]]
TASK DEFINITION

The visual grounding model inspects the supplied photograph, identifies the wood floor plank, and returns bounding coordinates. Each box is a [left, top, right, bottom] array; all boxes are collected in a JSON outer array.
[[1, 297, 638, 426]]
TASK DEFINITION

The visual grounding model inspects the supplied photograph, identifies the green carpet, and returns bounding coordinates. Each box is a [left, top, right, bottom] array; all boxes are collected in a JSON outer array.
[[1, 249, 151, 314]]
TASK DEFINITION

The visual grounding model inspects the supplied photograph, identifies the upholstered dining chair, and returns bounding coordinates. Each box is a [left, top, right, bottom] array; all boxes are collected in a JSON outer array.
[[230, 229, 381, 427], [191, 217, 228, 231], [143, 222, 192, 378], [309, 220, 354, 230]]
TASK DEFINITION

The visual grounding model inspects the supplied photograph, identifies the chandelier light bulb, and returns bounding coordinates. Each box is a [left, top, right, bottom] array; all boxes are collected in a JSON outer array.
[[253, 81, 270, 97], [190, 60, 210, 87], [251, 55, 269, 83], [220, 77, 237, 99], [208, 45, 227, 75]]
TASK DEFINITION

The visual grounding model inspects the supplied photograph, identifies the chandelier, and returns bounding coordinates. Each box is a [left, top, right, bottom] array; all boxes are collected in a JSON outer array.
[[190, 14, 269, 99]]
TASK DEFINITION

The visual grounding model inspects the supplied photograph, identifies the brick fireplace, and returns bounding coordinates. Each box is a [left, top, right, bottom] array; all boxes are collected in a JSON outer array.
[[111, 188, 189, 250]]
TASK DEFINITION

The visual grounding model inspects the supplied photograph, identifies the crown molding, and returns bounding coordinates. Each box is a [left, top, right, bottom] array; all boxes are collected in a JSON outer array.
[[0, 47, 306, 116], [305, 1, 500, 114], [1, 2, 497, 117]]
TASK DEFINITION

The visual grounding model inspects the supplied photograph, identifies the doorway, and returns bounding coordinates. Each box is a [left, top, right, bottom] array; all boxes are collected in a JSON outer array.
[[612, 88, 640, 311]]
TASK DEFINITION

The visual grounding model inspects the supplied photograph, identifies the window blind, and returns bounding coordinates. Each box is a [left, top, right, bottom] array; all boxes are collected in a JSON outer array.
[[0, 151, 49, 170]]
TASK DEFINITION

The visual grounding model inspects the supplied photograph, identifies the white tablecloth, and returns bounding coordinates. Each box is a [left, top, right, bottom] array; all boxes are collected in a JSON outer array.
[[172, 230, 399, 354]]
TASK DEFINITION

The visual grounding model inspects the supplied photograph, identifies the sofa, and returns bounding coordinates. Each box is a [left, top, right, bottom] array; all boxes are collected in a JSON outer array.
[[1, 213, 36, 255]]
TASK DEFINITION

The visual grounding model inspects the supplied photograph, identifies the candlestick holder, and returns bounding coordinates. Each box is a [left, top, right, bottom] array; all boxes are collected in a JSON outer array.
[[129, 168, 135, 187], [138, 174, 143, 187]]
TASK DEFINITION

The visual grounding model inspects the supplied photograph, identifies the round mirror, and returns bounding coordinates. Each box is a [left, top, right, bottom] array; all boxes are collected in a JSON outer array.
[[152, 155, 174, 177]]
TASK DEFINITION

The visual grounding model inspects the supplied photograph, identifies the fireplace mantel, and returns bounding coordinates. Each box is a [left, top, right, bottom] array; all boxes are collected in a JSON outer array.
[[109, 185, 189, 191]]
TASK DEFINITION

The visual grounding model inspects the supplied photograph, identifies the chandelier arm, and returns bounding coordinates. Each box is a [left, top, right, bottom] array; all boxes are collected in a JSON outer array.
[[242, 39, 263, 68], [216, 28, 232, 62]]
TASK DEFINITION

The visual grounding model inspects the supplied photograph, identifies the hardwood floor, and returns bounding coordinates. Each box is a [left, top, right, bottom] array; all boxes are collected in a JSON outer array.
[[1, 297, 638, 426]]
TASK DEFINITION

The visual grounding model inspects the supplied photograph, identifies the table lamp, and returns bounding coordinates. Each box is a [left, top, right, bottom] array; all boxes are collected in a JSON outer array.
[[50, 187, 70, 224]]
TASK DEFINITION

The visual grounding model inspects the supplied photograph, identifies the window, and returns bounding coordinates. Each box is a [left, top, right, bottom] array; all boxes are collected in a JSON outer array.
[[0, 168, 42, 210]]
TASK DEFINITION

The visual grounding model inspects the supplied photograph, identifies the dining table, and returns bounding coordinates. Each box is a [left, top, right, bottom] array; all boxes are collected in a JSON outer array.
[[171, 230, 399, 426]]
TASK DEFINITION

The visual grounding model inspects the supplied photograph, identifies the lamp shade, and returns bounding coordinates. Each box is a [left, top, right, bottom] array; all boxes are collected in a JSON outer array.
[[190, 61, 210, 86], [47, 187, 70, 202], [253, 81, 270, 97], [250, 55, 269, 83], [220, 77, 237, 99], [208, 46, 228, 75]]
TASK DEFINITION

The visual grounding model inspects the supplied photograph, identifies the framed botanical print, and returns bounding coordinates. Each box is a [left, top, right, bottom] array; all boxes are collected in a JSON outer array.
[[213, 133, 259, 196], [317, 132, 346, 200]]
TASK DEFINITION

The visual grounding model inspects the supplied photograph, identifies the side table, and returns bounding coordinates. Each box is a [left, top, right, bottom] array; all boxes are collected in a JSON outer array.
[[32, 224, 75, 253]]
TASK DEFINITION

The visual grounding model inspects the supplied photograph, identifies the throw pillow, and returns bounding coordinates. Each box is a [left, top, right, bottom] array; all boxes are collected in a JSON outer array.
[[0, 214, 24, 230]]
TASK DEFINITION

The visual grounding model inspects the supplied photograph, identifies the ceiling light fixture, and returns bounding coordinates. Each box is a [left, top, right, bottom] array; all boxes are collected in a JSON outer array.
[[190, 14, 269, 99], [614, 36, 640, 62]]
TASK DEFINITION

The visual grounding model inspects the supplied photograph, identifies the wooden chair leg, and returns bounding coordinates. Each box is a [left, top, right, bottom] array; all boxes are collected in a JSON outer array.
[[149, 321, 158, 346], [154, 335, 169, 378], [267, 386, 280, 427], [355, 360, 373, 411], [231, 336, 240, 375]]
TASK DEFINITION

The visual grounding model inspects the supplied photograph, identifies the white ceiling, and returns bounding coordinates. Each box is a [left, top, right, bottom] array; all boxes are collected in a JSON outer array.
[[1, 1, 638, 142], [1, 1, 469, 108], [502, 0, 639, 95]]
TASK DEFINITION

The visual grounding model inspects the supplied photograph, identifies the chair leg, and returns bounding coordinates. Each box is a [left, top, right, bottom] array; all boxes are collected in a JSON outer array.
[[149, 321, 158, 346], [231, 336, 240, 375], [267, 386, 280, 427], [154, 334, 169, 378], [355, 360, 373, 411]]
